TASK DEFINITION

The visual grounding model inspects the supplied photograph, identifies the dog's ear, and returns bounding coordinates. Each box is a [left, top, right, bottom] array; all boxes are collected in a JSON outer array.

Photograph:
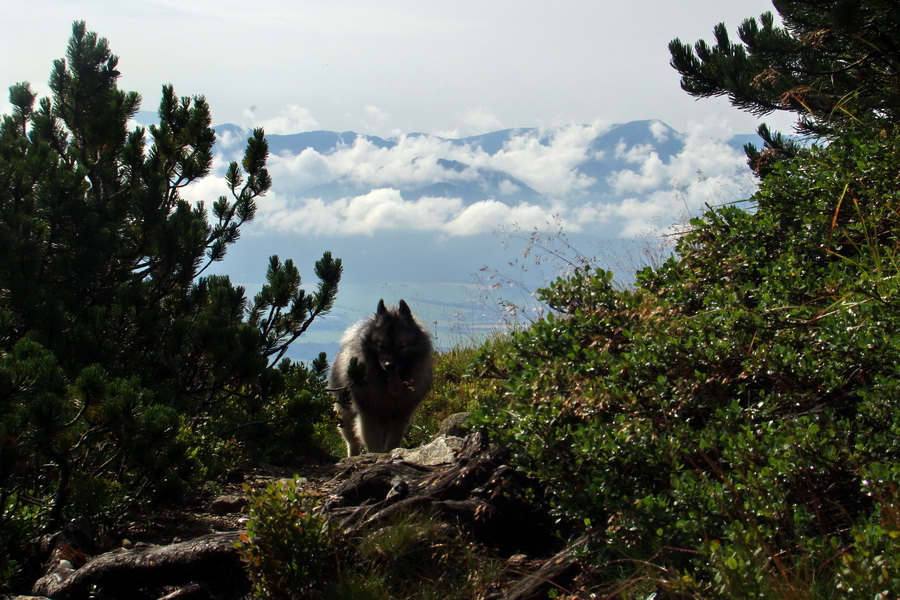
[[377, 299, 387, 315], [398, 299, 412, 319]]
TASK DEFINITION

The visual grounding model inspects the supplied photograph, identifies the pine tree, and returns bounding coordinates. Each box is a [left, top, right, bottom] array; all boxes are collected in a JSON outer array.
[[669, 0, 900, 172], [0, 22, 341, 532]]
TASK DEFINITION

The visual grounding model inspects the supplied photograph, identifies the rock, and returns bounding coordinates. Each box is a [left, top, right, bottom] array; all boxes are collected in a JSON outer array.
[[391, 435, 464, 465], [439, 411, 473, 437], [208, 495, 248, 516]]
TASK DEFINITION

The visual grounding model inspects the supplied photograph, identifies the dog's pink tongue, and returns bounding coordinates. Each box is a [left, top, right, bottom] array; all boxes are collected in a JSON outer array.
[[387, 372, 405, 397]]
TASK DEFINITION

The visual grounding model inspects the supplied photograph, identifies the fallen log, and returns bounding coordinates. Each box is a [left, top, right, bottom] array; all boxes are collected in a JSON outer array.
[[32, 531, 247, 600]]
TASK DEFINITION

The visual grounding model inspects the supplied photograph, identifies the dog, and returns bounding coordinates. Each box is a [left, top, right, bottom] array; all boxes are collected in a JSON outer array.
[[331, 299, 433, 456]]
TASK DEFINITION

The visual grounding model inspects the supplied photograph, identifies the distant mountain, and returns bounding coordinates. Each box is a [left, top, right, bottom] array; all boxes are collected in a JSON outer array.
[[240, 119, 756, 158], [266, 130, 395, 155], [134, 111, 760, 170], [204, 119, 761, 207], [163, 116, 765, 360]]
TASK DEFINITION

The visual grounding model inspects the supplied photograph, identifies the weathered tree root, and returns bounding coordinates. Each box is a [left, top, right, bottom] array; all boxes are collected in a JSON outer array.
[[25, 432, 586, 599], [31, 531, 246, 600], [325, 432, 560, 556], [502, 536, 590, 600]]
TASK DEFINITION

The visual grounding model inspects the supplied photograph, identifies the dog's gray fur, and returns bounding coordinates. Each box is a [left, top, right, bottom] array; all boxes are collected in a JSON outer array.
[[331, 299, 433, 456]]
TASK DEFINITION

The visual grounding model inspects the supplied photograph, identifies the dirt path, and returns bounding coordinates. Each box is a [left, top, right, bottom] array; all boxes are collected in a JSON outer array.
[[20, 434, 596, 600]]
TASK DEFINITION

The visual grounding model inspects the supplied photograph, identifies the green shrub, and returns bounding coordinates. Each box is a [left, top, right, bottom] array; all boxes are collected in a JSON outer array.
[[473, 125, 900, 597], [238, 477, 502, 600], [237, 476, 335, 599]]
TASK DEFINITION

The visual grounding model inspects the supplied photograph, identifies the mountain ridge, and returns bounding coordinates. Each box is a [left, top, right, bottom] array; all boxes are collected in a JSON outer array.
[[178, 117, 764, 360], [202, 119, 760, 206]]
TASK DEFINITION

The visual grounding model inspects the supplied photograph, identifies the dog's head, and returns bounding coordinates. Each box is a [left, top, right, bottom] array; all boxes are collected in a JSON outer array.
[[365, 299, 430, 396]]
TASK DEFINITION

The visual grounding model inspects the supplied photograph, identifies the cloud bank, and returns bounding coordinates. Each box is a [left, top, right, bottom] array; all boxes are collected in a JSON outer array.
[[185, 119, 756, 239], [242, 105, 320, 135], [252, 190, 568, 237]]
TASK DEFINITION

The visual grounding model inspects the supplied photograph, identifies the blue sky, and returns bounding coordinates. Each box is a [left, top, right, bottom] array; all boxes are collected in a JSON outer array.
[[2, 1, 793, 137]]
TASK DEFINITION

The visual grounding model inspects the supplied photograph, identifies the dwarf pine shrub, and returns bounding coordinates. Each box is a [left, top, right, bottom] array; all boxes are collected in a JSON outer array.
[[473, 125, 900, 597]]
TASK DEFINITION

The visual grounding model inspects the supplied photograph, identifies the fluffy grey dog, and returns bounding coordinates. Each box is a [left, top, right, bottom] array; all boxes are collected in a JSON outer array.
[[331, 299, 433, 456]]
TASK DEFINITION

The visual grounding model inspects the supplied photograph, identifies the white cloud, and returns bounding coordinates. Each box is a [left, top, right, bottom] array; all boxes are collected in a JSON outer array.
[[244, 105, 319, 135], [254, 189, 572, 238], [341, 136, 464, 187], [608, 142, 666, 194], [649, 120, 670, 143], [460, 108, 503, 136], [214, 127, 248, 151], [222, 120, 615, 198], [467, 121, 609, 197], [602, 119, 755, 236], [257, 189, 464, 236], [205, 118, 755, 239], [614, 141, 655, 164], [268, 147, 336, 189], [444, 200, 559, 236], [497, 180, 520, 196], [180, 162, 232, 206], [262, 133, 482, 192]]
